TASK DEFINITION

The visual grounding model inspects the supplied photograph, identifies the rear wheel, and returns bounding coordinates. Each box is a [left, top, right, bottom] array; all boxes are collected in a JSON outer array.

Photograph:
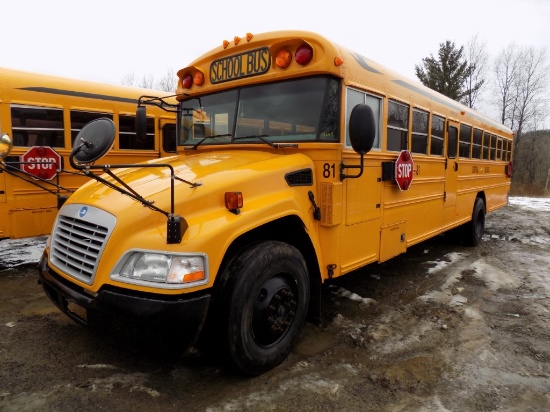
[[223, 241, 310, 376], [464, 197, 485, 246]]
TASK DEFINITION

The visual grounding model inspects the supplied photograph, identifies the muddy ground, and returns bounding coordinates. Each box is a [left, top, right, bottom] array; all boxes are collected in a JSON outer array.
[[1, 200, 549, 411]]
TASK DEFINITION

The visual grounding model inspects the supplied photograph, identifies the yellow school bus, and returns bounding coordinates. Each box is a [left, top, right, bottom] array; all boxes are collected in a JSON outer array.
[[34, 31, 513, 375], [0, 67, 177, 239]]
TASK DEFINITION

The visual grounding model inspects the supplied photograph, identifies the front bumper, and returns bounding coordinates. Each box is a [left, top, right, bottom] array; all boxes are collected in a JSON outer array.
[[38, 251, 211, 350]]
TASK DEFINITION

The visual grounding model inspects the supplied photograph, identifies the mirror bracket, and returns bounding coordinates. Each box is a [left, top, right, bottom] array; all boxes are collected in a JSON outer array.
[[340, 155, 365, 180]]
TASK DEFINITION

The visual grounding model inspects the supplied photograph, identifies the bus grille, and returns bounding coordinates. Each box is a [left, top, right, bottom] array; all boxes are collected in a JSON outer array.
[[50, 215, 109, 284]]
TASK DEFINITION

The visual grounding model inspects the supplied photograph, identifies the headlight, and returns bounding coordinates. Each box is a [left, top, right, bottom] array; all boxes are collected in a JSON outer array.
[[113, 251, 208, 289]]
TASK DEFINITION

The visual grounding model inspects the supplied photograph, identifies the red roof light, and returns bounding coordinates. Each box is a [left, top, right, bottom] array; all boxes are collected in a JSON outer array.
[[295, 44, 313, 65], [182, 74, 193, 89]]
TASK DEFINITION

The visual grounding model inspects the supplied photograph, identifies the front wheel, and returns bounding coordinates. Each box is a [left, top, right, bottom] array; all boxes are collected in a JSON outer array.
[[223, 241, 310, 376]]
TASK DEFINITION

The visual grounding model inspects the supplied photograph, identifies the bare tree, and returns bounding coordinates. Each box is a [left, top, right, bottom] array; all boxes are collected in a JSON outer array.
[[120, 72, 137, 87], [493, 44, 522, 127], [463, 34, 489, 109], [139, 74, 154, 90], [155, 69, 177, 93], [514, 47, 549, 138], [493, 44, 549, 142], [121, 70, 176, 92]]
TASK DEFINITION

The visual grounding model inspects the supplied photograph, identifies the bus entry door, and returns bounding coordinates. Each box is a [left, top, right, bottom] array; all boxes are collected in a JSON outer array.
[[444, 121, 459, 209]]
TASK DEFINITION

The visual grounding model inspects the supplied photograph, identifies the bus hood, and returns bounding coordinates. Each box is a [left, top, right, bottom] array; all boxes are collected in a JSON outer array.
[[67, 150, 314, 216]]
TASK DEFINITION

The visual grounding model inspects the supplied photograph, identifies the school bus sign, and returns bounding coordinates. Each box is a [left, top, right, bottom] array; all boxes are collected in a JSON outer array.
[[21, 146, 61, 180], [395, 150, 414, 191]]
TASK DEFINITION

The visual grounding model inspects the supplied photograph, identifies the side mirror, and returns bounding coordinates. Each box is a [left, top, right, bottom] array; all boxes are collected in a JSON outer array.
[[340, 104, 376, 180], [349, 103, 376, 155], [0, 134, 13, 159], [70, 118, 116, 167], [136, 106, 147, 142]]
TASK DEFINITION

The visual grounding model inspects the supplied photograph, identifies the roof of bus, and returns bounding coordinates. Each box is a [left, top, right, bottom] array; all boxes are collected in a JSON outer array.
[[0, 66, 177, 104], [182, 30, 512, 137]]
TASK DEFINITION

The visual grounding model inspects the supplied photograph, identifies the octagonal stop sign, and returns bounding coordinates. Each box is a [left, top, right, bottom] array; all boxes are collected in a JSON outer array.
[[21, 146, 62, 181], [395, 150, 414, 191]]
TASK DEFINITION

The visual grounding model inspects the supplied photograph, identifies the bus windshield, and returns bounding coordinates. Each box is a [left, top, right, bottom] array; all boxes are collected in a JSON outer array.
[[179, 75, 340, 147]]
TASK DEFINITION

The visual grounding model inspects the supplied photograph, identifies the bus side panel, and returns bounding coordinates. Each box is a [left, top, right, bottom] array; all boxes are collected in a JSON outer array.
[[339, 164, 382, 274], [8, 184, 58, 238], [382, 156, 447, 247]]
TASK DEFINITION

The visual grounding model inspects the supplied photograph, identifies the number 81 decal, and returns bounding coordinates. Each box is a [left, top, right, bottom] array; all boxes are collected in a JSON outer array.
[[322, 163, 336, 178]]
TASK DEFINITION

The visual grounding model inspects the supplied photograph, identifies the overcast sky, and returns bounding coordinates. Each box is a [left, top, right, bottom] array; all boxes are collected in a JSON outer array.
[[2, 0, 549, 119]]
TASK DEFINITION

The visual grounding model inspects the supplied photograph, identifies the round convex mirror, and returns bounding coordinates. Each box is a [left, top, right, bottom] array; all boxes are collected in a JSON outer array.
[[70, 118, 116, 164]]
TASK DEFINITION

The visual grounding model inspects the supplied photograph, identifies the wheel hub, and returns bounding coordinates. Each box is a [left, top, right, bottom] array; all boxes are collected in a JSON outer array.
[[252, 276, 297, 346]]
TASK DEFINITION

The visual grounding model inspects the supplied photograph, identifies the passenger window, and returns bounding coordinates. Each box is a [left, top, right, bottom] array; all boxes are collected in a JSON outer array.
[[430, 115, 444, 156], [411, 109, 428, 154], [162, 123, 178, 153], [345, 88, 381, 149], [496, 137, 503, 160], [482, 132, 491, 159], [490, 134, 497, 160], [387, 100, 409, 152], [11, 105, 64, 148], [119, 115, 154, 150], [459, 124, 472, 158], [472, 129, 482, 159], [70, 110, 113, 141]]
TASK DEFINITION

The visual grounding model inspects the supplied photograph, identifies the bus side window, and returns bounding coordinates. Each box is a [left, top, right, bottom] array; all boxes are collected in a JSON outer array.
[[412, 109, 428, 154], [162, 123, 177, 153], [505, 139, 512, 161], [387, 100, 409, 152], [345, 88, 381, 149], [496, 137, 503, 160], [459, 124, 472, 158], [491, 134, 497, 160], [482, 131, 491, 159], [472, 128, 482, 159], [11, 105, 64, 148], [70, 110, 113, 141], [430, 115, 445, 156], [119, 115, 154, 150]]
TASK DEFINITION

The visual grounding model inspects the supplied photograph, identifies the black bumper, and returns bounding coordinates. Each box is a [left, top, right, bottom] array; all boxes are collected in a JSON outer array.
[[38, 251, 211, 350]]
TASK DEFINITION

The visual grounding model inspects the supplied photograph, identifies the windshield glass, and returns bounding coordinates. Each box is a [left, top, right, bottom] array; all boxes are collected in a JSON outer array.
[[178, 76, 340, 147]]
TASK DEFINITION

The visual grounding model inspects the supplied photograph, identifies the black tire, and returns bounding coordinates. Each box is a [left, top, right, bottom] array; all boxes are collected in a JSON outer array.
[[223, 241, 310, 376], [464, 197, 485, 246]]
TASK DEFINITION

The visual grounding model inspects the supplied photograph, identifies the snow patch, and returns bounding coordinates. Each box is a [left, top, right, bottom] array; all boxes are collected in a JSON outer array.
[[469, 259, 520, 290]]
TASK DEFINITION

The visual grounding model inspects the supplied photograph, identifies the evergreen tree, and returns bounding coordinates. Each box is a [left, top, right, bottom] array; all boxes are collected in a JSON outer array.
[[415, 40, 482, 103]]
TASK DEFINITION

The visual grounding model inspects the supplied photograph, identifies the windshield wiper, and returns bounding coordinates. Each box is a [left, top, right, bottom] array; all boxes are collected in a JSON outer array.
[[233, 134, 299, 149], [189, 134, 232, 150], [233, 134, 275, 147]]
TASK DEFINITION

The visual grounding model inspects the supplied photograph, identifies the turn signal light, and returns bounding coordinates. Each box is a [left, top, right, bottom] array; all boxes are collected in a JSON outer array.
[[275, 49, 292, 69], [193, 71, 205, 86], [225, 192, 243, 210]]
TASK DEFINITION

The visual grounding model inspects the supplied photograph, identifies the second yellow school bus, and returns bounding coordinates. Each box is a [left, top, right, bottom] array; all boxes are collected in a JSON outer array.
[[36, 31, 513, 375], [0, 67, 176, 239]]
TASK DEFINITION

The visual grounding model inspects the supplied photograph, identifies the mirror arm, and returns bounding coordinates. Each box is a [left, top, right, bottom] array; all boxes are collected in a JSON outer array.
[[340, 153, 365, 180], [138, 95, 179, 113]]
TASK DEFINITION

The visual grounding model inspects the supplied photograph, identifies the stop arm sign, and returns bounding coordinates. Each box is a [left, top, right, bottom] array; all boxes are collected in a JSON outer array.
[[20, 146, 62, 181], [395, 150, 414, 191]]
